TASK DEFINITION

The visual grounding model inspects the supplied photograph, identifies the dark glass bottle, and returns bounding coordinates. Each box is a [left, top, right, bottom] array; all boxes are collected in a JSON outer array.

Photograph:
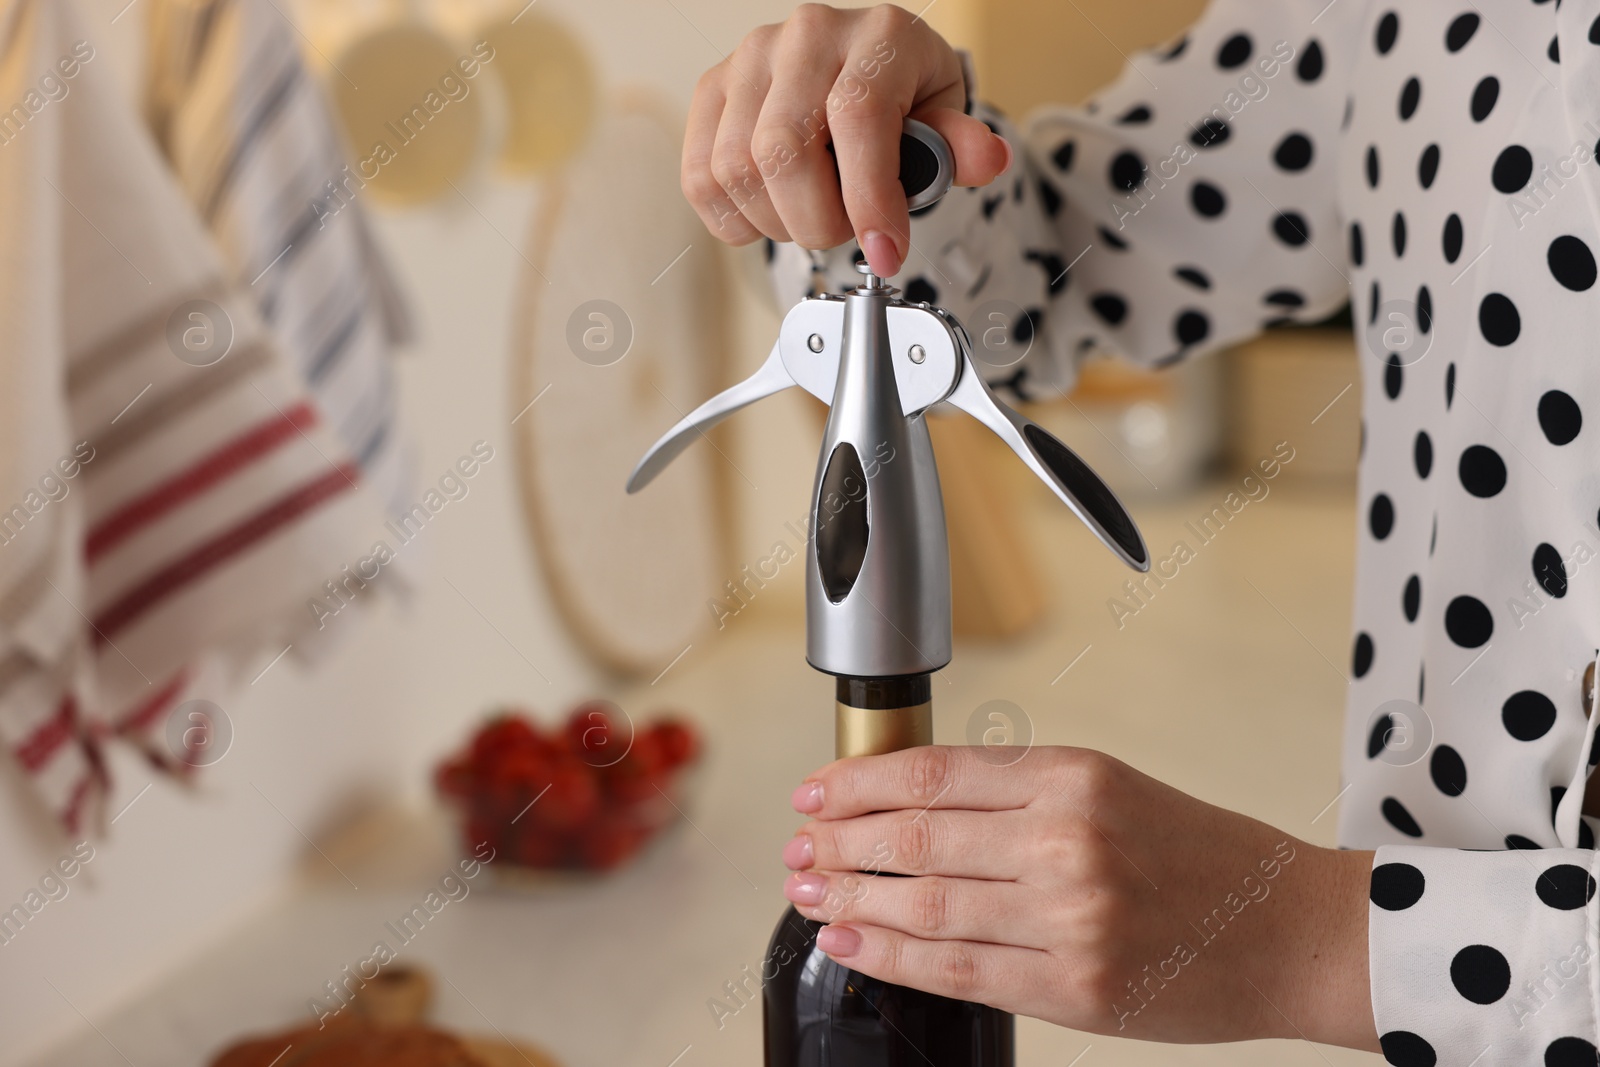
[[762, 904, 1015, 1066], [762, 675, 1016, 1066]]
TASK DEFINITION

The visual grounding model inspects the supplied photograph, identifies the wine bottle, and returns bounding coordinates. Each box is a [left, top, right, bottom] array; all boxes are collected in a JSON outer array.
[[762, 675, 1016, 1066]]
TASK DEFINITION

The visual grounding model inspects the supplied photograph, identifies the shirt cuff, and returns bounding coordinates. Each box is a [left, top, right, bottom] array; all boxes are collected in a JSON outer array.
[[1368, 844, 1600, 1065]]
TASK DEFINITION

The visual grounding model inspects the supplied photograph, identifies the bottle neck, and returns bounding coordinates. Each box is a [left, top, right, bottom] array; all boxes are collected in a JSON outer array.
[[834, 674, 933, 759]]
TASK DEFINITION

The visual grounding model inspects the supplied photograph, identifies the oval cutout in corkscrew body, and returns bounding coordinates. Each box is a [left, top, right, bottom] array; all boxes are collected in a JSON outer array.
[[815, 443, 870, 603]]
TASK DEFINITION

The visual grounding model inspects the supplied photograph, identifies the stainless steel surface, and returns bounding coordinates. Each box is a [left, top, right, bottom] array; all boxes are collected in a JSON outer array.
[[628, 121, 1147, 679], [902, 117, 955, 211], [805, 284, 953, 677]]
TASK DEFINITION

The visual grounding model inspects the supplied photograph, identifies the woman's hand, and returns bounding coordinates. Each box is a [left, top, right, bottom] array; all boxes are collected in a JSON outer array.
[[683, 3, 1012, 277], [782, 745, 1380, 1051]]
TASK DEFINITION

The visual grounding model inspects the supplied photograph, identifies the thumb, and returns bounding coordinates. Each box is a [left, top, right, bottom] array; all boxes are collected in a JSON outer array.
[[910, 105, 1014, 187]]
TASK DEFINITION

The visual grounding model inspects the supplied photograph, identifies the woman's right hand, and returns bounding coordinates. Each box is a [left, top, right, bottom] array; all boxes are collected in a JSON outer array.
[[682, 3, 1013, 278]]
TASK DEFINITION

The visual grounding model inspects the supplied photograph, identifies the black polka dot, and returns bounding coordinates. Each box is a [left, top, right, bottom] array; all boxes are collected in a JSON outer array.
[[1174, 310, 1209, 346], [904, 277, 938, 304], [1366, 145, 1380, 187], [1414, 432, 1433, 479], [1416, 286, 1432, 333], [1273, 212, 1310, 246], [1533, 543, 1569, 598], [1478, 293, 1520, 346], [1446, 13, 1479, 52], [1404, 574, 1421, 621], [1443, 214, 1463, 262], [1398, 77, 1421, 119], [1538, 391, 1583, 444], [1493, 146, 1534, 192], [1369, 281, 1381, 323], [1160, 36, 1188, 61], [1090, 293, 1127, 325], [1370, 493, 1396, 538], [1096, 226, 1127, 250], [1298, 40, 1324, 81], [1371, 863, 1425, 909], [1506, 834, 1544, 850], [1548, 235, 1597, 291], [1431, 745, 1467, 796], [1375, 12, 1399, 54], [1109, 152, 1145, 192], [1418, 144, 1440, 188], [1384, 354, 1403, 399], [1350, 222, 1365, 266], [1036, 178, 1063, 217], [1445, 363, 1457, 407], [1116, 105, 1151, 125], [1191, 181, 1226, 217], [1382, 797, 1423, 837], [1353, 632, 1375, 678], [1549, 36, 1560, 64], [1217, 34, 1252, 69], [1274, 133, 1313, 171], [1471, 77, 1499, 121], [1190, 118, 1230, 148], [1451, 945, 1511, 1004], [1368, 712, 1393, 757], [1503, 690, 1557, 741], [1392, 212, 1407, 257], [1174, 266, 1210, 289], [1264, 289, 1304, 307], [1545, 1037, 1599, 1067], [1379, 1031, 1436, 1067], [1535, 865, 1596, 910], [1051, 140, 1075, 171], [1430, 513, 1437, 554], [1459, 444, 1508, 498], [1445, 595, 1494, 648]]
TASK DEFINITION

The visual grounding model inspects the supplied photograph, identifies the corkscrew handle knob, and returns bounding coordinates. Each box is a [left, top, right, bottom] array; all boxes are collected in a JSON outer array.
[[827, 117, 954, 212]]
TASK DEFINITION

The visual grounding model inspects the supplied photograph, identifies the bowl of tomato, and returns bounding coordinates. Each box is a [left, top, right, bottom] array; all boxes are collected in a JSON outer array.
[[434, 702, 703, 875]]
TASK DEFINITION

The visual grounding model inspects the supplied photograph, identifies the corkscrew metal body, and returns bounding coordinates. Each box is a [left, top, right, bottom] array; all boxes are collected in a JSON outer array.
[[628, 120, 1150, 681]]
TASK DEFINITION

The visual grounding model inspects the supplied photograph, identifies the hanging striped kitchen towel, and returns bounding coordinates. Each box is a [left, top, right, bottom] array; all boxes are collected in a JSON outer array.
[[0, 0, 387, 832], [145, 0, 415, 522]]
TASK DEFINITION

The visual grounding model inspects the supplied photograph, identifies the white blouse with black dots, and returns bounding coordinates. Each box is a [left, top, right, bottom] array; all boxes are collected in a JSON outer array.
[[768, 0, 1600, 1061]]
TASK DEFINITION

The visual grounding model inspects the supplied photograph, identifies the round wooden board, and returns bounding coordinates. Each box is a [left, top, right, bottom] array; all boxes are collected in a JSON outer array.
[[477, 9, 597, 176], [327, 22, 485, 204], [512, 90, 735, 677]]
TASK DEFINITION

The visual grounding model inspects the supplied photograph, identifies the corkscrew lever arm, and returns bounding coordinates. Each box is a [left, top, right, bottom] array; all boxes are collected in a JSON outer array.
[[944, 348, 1152, 573], [625, 340, 795, 494]]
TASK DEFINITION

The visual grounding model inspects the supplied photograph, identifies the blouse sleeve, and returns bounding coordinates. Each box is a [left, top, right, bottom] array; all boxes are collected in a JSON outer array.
[[769, 0, 1370, 401]]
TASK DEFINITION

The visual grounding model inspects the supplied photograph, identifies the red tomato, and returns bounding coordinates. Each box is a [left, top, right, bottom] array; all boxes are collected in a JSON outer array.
[[647, 718, 700, 769], [533, 760, 601, 830], [471, 714, 542, 769], [563, 702, 626, 762]]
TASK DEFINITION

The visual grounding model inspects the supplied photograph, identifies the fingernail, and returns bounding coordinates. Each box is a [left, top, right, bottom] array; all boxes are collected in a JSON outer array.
[[782, 834, 814, 870], [785, 871, 826, 905], [861, 230, 901, 276], [995, 134, 1014, 176], [817, 925, 861, 957], [791, 781, 823, 813]]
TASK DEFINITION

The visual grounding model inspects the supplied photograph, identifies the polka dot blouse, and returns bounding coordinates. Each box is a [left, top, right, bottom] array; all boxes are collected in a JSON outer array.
[[769, 0, 1600, 1061]]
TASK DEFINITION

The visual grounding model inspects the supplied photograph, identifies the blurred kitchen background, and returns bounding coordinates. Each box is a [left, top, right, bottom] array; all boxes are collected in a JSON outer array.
[[0, 0, 1370, 1063]]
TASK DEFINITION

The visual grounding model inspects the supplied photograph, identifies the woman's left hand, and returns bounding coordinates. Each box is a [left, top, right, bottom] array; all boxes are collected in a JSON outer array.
[[781, 745, 1379, 1050]]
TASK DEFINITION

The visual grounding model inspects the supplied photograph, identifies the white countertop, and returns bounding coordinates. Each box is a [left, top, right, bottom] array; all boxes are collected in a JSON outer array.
[[24, 477, 1381, 1067]]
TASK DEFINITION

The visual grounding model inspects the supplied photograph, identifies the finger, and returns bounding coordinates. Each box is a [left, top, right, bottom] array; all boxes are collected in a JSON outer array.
[[683, 69, 761, 245], [793, 745, 1048, 820], [814, 920, 1050, 1012], [754, 23, 852, 249], [710, 69, 790, 241], [786, 870, 1055, 949], [911, 105, 1013, 187], [793, 808, 1031, 880]]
